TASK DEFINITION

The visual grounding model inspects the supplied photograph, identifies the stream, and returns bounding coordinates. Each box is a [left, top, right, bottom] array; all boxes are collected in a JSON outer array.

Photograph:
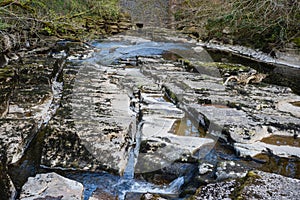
[[2, 0, 300, 199], [7, 27, 299, 199]]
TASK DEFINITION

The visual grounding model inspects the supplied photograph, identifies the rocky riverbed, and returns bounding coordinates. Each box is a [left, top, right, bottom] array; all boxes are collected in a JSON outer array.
[[0, 26, 299, 199]]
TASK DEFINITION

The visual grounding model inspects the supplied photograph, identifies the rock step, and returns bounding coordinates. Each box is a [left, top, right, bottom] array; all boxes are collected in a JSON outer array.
[[113, 65, 215, 174], [137, 56, 300, 159], [41, 64, 135, 175]]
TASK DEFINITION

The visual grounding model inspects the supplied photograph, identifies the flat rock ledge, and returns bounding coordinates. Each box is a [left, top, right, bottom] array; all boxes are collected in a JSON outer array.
[[19, 172, 84, 200], [138, 56, 300, 159], [41, 64, 135, 175]]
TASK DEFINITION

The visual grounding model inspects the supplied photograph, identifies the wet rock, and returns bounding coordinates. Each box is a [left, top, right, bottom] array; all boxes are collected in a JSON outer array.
[[119, 66, 215, 173], [215, 161, 247, 181], [193, 170, 300, 200], [89, 188, 117, 200], [136, 162, 197, 186], [103, 57, 216, 175], [146, 60, 299, 156], [197, 41, 300, 69], [19, 172, 84, 200], [193, 179, 237, 199], [125, 192, 144, 200], [125, 192, 167, 200], [135, 49, 300, 162], [34, 32, 299, 198], [277, 97, 300, 118], [198, 163, 214, 175], [141, 193, 167, 200], [136, 133, 214, 174], [0, 119, 37, 164]]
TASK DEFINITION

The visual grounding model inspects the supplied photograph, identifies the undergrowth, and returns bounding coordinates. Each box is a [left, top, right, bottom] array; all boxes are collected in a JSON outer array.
[[0, 0, 121, 40], [174, 0, 300, 53]]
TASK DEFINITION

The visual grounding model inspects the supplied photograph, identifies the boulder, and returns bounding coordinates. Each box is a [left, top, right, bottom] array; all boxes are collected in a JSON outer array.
[[20, 172, 84, 200], [193, 170, 300, 199]]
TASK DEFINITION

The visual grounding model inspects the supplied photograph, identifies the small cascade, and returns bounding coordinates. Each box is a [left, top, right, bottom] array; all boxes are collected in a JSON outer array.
[[123, 121, 143, 180], [130, 176, 184, 195]]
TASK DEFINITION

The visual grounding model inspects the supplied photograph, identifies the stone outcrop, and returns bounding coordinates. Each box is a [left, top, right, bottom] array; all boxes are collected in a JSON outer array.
[[0, 54, 64, 165], [1, 27, 299, 199], [193, 170, 300, 200], [0, 42, 79, 198], [19, 172, 84, 200], [135, 50, 300, 160], [116, 66, 215, 174], [41, 62, 135, 175], [0, 152, 16, 200], [40, 34, 216, 177]]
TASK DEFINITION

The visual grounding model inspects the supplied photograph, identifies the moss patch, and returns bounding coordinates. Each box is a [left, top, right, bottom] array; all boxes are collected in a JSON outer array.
[[230, 170, 261, 200]]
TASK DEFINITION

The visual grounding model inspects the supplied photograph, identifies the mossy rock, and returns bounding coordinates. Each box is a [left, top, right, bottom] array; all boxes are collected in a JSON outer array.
[[191, 61, 250, 76], [230, 170, 261, 200]]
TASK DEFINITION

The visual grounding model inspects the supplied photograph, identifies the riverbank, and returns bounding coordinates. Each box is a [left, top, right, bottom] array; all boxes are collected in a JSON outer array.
[[0, 0, 132, 68], [171, 0, 300, 54]]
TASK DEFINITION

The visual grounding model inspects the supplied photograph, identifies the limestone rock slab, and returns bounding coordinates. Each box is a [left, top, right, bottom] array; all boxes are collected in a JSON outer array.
[[20, 172, 84, 200]]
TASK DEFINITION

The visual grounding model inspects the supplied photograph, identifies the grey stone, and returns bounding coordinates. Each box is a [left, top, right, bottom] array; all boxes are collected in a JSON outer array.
[[193, 170, 300, 200], [89, 188, 117, 200], [240, 171, 300, 200], [0, 57, 63, 165], [20, 172, 84, 200], [41, 64, 134, 174], [215, 161, 247, 181], [198, 163, 214, 175], [234, 141, 300, 158]]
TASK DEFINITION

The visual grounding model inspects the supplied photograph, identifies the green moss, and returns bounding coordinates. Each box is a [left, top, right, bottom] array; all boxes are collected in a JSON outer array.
[[292, 38, 300, 47], [230, 171, 261, 199], [0, 21, 10, 30], [194, 61, 248, 71]]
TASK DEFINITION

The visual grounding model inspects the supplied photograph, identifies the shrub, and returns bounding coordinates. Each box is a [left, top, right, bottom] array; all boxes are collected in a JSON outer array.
[[174, 0, 300, 52]]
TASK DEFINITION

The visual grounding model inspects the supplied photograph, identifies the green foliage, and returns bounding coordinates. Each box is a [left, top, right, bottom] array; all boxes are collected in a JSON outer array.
[[41, 26, 54, 36], [0, 0, 121, 39], [292, 38, 300, 47], [0, 21, 10, 30], [174, 0, 300, 52]]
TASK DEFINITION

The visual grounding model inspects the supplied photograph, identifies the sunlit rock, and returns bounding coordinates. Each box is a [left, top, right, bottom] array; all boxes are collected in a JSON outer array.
[[20, 172, 83, 200], [193, 170, 300, 199]]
